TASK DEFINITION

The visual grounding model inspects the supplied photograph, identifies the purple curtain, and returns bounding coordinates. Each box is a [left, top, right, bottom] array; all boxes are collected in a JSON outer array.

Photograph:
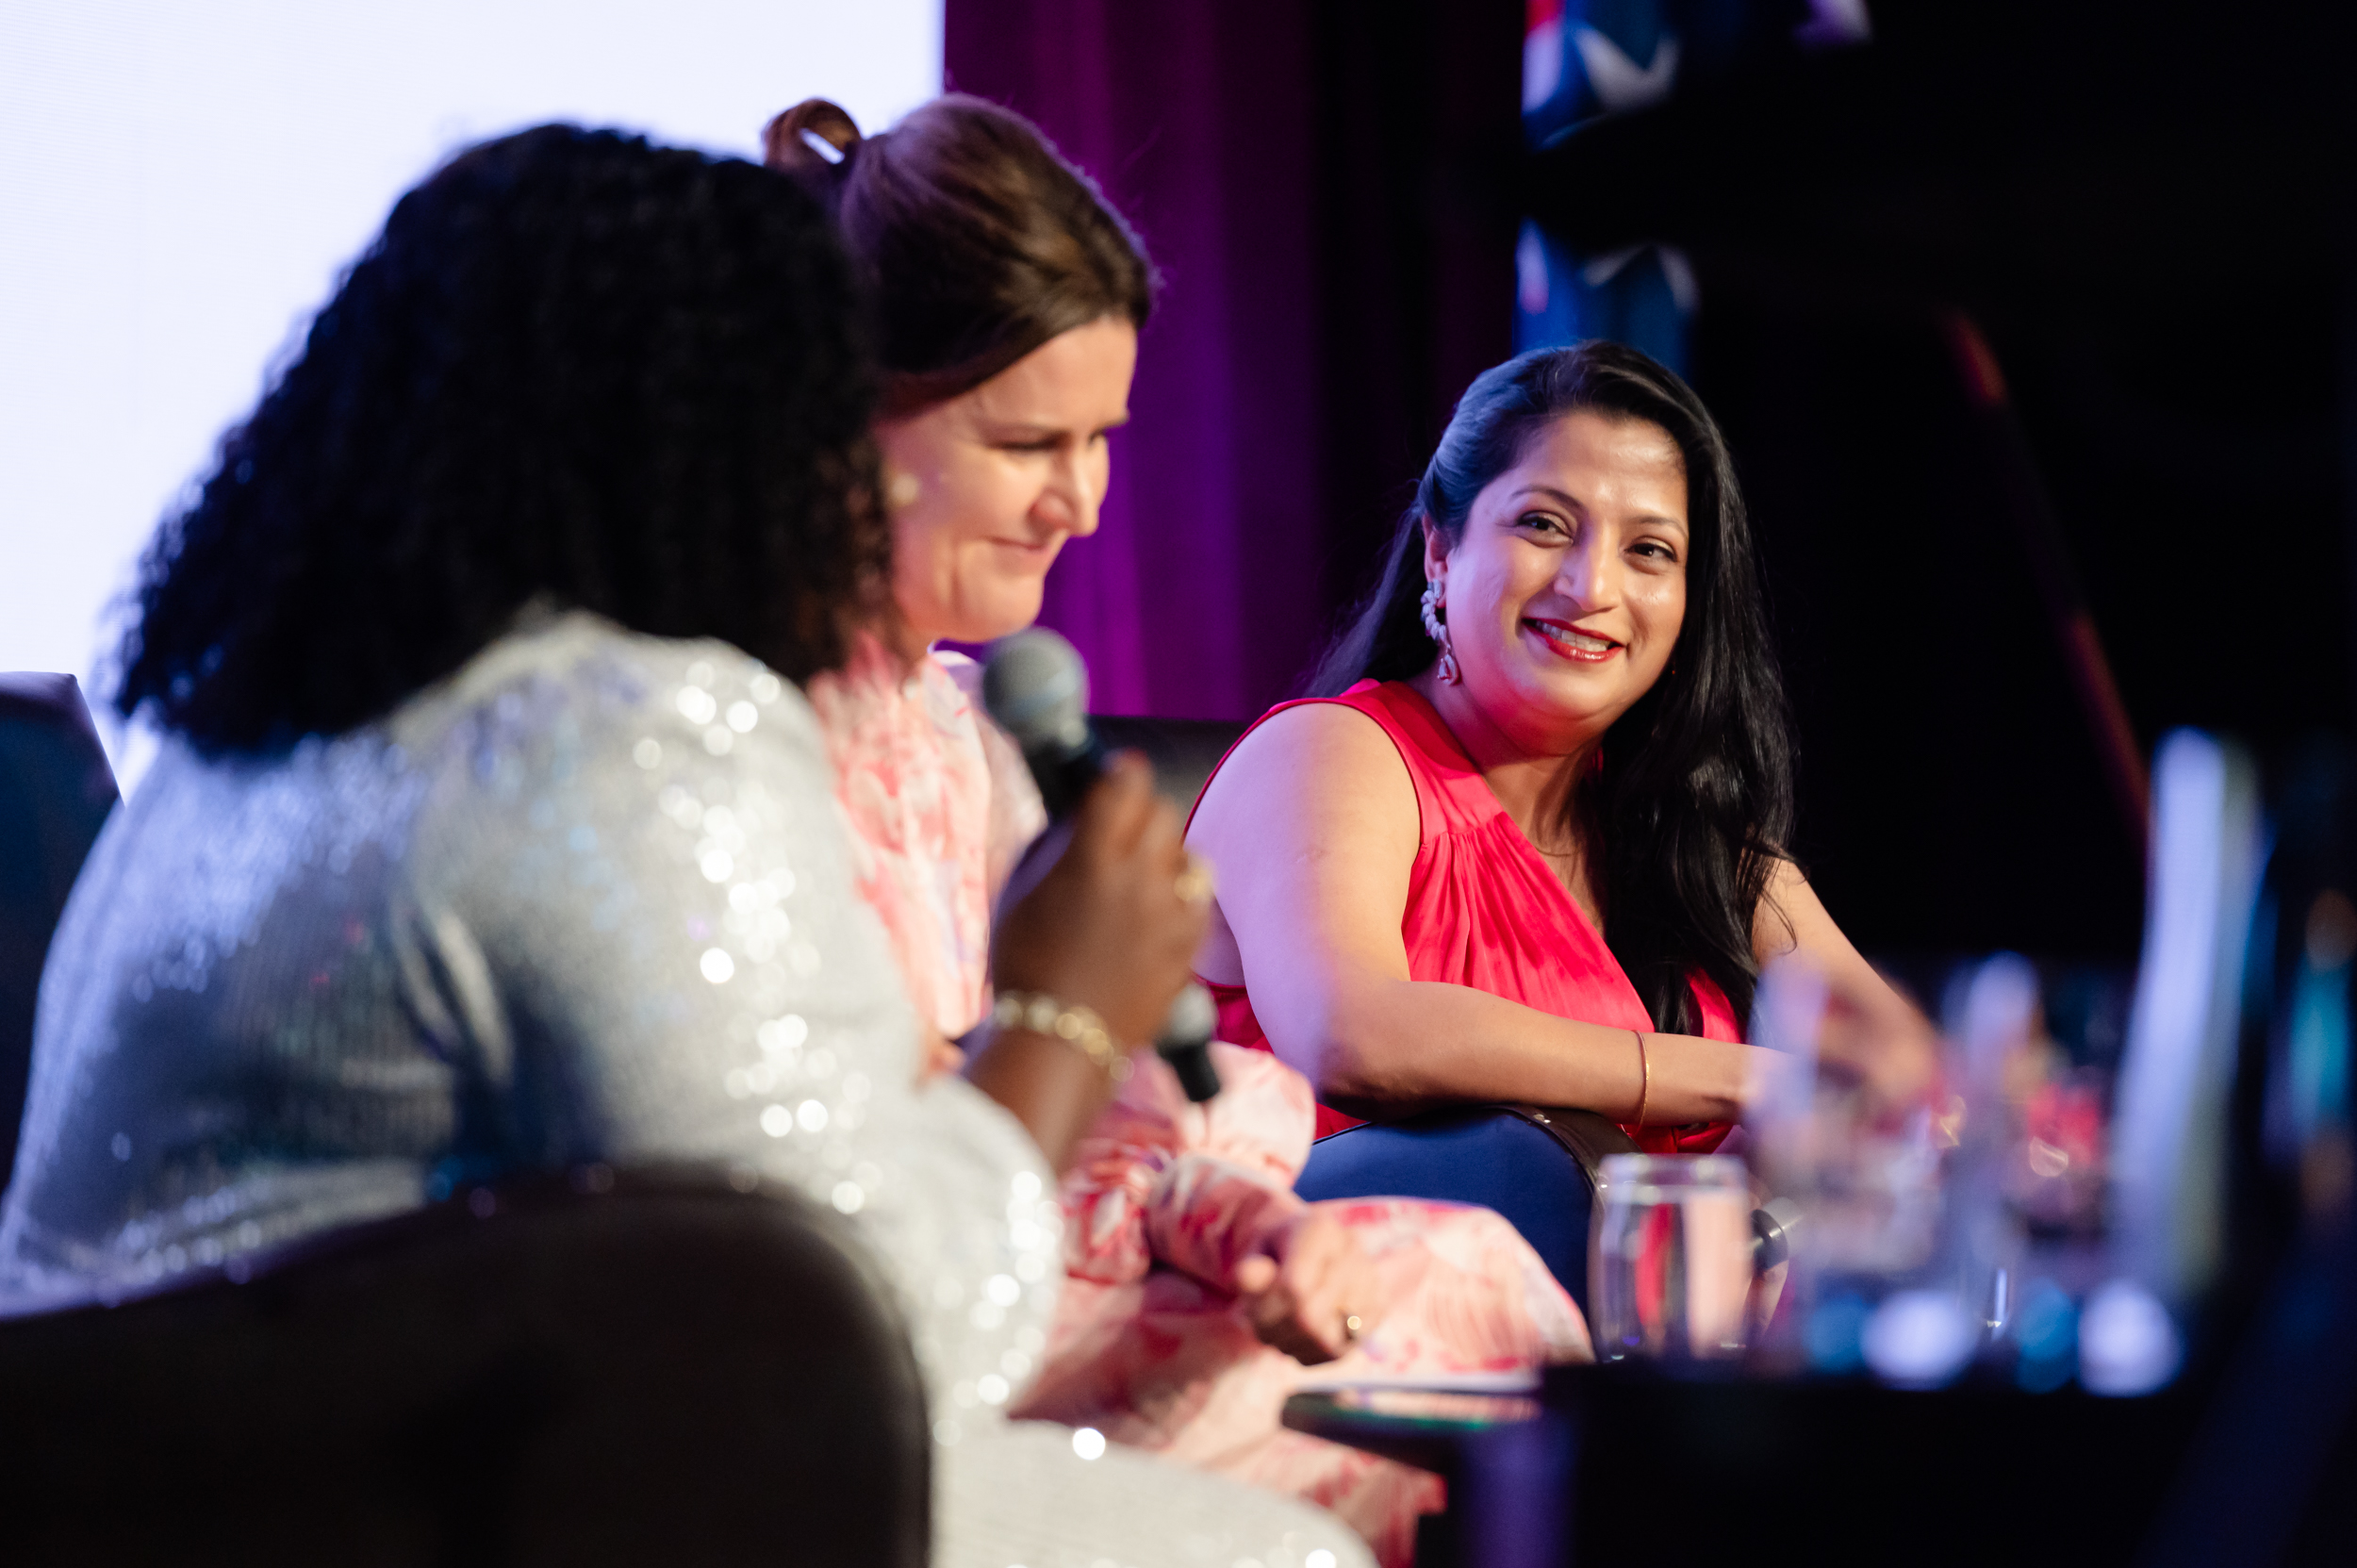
[[945, 1, 1522, 719]]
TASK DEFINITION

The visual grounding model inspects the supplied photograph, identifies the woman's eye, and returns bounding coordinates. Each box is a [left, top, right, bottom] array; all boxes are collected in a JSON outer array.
[[1517, 512, 1566, 535], [1630, 540, 1679, 564]]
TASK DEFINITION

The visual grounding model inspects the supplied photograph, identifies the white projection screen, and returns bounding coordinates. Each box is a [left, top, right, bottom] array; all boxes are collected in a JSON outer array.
[[0, 0, 942, 785]]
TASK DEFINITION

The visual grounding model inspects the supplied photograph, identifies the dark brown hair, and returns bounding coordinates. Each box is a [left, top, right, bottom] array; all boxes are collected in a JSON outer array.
[[764, 94, 1155, 417]]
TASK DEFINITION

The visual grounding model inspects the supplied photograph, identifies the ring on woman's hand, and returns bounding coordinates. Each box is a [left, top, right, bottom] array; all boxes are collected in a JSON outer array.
[[1342, 1312, 1363, 1341], [1174, 854, 1215, 907]]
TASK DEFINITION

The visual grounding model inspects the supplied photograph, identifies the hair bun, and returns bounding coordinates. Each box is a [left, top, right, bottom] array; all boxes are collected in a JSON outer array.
[[763, 98, 863, 186]]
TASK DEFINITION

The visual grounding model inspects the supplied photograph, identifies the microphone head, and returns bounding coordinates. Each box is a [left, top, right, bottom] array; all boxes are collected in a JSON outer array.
[[1156, 982, 1224, 1102], [981, 629, 1093, 757], [1159, 981, 1217, 1048]]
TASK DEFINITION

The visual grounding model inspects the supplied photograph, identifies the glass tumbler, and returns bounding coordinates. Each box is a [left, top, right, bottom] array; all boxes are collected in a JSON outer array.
[[1590, 1154, 1755, 1362]]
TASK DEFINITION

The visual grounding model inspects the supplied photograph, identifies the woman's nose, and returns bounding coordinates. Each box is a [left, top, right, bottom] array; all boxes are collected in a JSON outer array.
[[1558, 532, 1617, 607], [1038, 448, 1106, 538]]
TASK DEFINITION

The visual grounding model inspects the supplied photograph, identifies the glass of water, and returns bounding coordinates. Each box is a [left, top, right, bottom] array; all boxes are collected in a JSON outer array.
[[1590, 1154, 1755, 1362]]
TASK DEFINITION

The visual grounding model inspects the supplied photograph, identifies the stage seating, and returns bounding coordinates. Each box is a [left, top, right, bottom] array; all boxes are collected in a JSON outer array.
[[0, 1167, 930, 1566], [1092, 715, 1246, 812], [0, 674, 118, 1181]]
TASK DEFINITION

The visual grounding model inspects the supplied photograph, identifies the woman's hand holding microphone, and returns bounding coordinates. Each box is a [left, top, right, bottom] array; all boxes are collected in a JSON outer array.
[[969, 753, 1213, 1170]]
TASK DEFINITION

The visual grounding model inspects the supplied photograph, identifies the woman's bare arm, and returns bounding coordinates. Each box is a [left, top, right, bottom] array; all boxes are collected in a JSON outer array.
[[1752, 860, 1938, 1105], [1187, 704, 1765, 1124], [1752, 862, 1908, 1006]]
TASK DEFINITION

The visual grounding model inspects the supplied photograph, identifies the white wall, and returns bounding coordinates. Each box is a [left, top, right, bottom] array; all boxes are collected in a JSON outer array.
[[0, 0, 942, 776]]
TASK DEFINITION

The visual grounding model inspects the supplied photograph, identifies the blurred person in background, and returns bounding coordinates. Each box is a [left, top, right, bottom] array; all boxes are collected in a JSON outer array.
[[768, 94, 1591, 1566], [0, 124, 1366, 1568], [1187, 343, 1932, 1146]]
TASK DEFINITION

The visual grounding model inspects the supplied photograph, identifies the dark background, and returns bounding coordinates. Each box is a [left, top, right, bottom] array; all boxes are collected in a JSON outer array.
[[946, 0, 2356, 966]]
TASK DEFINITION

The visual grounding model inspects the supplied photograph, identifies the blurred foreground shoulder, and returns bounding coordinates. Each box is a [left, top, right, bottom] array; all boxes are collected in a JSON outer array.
[[391, 609, 834, 790]]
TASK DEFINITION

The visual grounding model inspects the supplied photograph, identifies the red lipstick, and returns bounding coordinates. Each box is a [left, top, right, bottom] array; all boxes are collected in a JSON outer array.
[[1523, 619, 1623, 663]]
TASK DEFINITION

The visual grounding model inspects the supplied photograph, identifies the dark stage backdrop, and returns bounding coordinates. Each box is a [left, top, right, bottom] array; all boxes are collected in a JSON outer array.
[[945, 0, 2356, 965], [943, 0, 1525, 720], [1525, 0, 2357, 961]]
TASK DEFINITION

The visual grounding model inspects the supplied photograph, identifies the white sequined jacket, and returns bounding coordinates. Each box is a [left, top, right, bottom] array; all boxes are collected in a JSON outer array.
[[0, 611, 1366, 1568]]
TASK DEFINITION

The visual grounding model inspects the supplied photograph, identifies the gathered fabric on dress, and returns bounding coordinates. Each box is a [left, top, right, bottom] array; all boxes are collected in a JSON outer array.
[[1197, 679, 1741, 1148], [815, 643, 1591, 1568], [1014, 1044, 1590, 1568], [1, 612, 1364, 1568], [804, 633, 1045, 1038]]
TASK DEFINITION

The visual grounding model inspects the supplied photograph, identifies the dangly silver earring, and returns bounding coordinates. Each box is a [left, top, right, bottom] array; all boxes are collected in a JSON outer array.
[[1419, 579, 1461, 685]]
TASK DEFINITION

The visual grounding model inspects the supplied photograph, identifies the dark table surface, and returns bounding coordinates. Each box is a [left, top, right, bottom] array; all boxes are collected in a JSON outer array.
[[1286, 1362, 2206, 1567]]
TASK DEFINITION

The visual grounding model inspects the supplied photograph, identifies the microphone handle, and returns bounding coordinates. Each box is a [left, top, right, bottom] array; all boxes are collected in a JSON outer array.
[[1028, 733, 1109, 820], [1022, 736, 1223, 1102], [1156, 982, 1222, 1103], [1157, 1038, 1224, 1102]]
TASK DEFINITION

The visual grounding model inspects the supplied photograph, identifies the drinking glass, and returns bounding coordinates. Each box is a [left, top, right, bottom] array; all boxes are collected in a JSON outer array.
[[1589, 1154, 1755, 1362]]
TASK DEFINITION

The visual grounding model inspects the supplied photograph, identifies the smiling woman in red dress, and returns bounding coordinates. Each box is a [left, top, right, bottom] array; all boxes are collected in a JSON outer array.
[[1188, 343, 1927, 1145]]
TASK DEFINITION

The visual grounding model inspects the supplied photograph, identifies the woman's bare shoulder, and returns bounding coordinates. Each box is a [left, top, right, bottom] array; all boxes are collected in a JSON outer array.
[[1190, 700, 1416, 846]]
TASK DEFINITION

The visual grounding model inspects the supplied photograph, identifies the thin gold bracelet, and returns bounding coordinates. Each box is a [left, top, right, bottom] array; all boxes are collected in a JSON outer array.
[[992, 991, 1132, 1082], [1631, 1029, 1651, 1127]]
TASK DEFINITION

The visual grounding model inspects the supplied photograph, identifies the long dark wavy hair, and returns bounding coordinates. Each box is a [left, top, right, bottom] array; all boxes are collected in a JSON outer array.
[[115, 124, 887, 753], [763, 93, 1155, 417], [1310, 342, 1796, 1034]]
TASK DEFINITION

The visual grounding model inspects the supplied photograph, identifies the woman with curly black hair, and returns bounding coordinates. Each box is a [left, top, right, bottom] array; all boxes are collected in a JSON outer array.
[[3, 124, 1365, 1568]]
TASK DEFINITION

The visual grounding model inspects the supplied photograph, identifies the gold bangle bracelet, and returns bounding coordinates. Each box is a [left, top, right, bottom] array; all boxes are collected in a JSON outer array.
[[992, 991, 1132, 1082], [1631, 1029, 1651, 1127]]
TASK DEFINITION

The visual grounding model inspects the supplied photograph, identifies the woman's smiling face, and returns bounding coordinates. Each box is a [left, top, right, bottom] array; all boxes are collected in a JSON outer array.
[[875, 315, 1138, 647], [1426, 408, 1690, 753]]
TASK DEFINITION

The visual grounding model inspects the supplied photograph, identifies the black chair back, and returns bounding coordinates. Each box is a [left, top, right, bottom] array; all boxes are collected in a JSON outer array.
[[1091, 715, 1248, 812], [1295, 1105, 1639, 1311], [0, 674, 119, 1182], [0, 1167, 930, 1566]]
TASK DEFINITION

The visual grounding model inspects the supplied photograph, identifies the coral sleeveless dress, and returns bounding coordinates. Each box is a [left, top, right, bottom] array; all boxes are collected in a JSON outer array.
[[1197, 680, 1740, 1151]]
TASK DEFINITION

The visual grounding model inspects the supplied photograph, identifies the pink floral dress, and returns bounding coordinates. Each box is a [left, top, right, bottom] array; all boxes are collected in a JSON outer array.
[[1015, 1044, 1591, 1566], [804, 634, 1042, 1035], [809, 635, 1592, 1568]]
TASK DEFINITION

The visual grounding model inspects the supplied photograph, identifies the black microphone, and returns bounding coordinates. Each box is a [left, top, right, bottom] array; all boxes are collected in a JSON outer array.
[[981, 629, 1223, 1101], [1155, 972, 1225, 1104], [981, 628, 1107, 818]]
